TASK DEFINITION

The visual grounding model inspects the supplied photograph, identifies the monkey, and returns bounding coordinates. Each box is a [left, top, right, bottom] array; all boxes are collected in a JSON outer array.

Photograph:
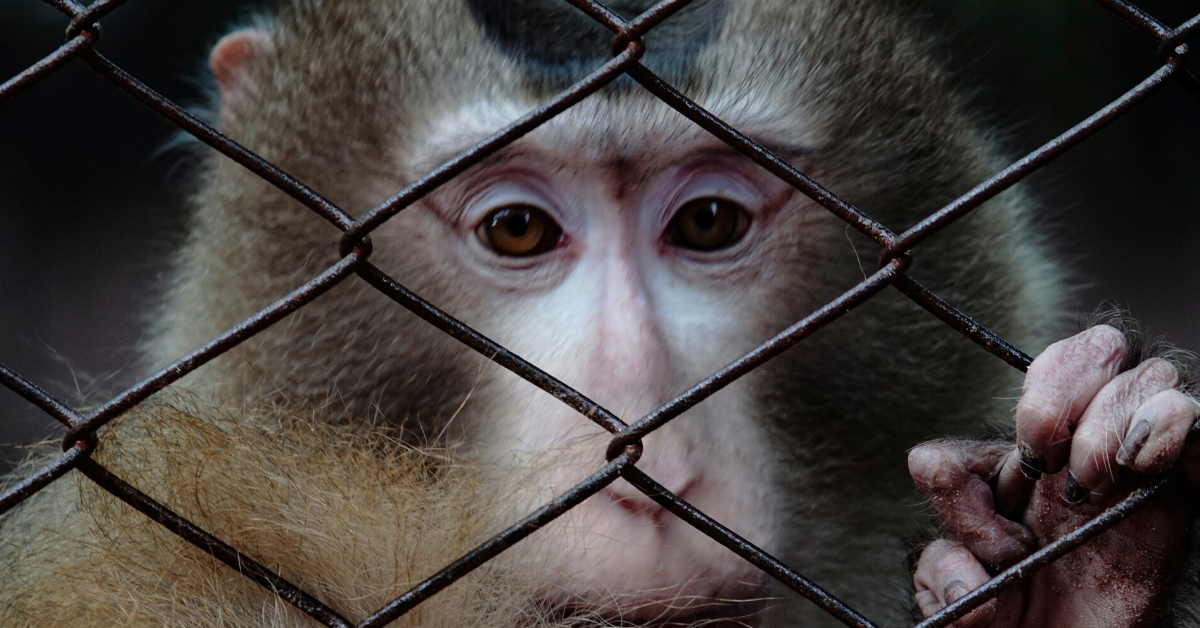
[[2, 0, 1198, 626]]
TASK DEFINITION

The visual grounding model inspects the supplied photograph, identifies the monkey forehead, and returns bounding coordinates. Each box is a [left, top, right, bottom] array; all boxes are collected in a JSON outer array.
[[402, 91, 818, 178]]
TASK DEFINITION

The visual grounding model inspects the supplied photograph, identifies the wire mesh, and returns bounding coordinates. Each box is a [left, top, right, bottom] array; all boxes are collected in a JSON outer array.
[[1, 0, 1198, 627]]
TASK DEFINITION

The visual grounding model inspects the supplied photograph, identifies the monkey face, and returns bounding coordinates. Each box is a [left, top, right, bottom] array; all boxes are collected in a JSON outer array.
[[171, 1, 1048, 623], [350, 96, 845, 621]]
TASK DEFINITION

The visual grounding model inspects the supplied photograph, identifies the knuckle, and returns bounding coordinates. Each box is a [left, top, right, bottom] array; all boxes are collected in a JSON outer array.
[[1067, 428, 1105, 456], [1024, 347, 1066, 385], [1040, 324, 1126, 376], [938, 544, 980, 571], [924, 538, 958, 556], [1015, 398, 1064, 441], [1134, 358, 1179, 389], [1158, 389, 1198, 419], [1085, 324, 1128, 359], [921, 539, 960, 562], [909, 443, 966, 490]]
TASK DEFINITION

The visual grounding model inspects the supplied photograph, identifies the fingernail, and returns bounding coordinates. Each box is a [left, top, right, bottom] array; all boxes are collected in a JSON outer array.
[[944, 580, 970, 605], [1116, 419, 1152, 467], [1018, 441, 1046, 480], [1063, 472, 1090, 505]]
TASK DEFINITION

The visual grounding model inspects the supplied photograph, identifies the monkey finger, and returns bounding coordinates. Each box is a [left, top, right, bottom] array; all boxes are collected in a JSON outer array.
[[1115, 388, 1200, 477], [913, 540, 1017, 628], [1064, 358, 1178, 505], [991, 448, 1037, 519], [909, 442, 1036, 570], [1016, 325, 1128, 479]]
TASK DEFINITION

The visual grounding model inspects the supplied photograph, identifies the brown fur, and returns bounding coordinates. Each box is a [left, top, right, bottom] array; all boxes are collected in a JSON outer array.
[[0, 399, 567, 627]]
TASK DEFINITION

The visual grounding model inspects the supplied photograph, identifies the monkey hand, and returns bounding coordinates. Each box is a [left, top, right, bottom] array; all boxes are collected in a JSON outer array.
[[909, 325, 1200, 628]]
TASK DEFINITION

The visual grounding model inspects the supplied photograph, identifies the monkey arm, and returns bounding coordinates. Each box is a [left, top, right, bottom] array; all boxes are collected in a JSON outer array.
[[909, 324, 1200, 628]]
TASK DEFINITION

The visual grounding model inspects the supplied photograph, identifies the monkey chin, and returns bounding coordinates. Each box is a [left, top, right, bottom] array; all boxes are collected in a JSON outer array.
[[474, 427, 777, 626], [516, 460, 774, 625], [537, 508, 772, 626]]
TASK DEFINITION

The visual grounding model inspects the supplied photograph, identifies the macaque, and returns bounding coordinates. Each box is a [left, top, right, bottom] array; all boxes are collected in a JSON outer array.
[[1, 0, 1197, 627]]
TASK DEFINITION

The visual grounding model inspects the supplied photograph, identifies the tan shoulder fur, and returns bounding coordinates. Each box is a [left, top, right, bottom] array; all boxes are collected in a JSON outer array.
[[0, 399, 572, 627]]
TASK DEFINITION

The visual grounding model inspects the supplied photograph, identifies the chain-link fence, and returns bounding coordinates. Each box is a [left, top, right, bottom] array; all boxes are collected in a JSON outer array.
[[1, 0, 1199, 627]]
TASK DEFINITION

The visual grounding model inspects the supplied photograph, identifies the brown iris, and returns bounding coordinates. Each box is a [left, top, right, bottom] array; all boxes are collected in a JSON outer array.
[[479, 205, 562, 257], [668, 198, 750, 251]]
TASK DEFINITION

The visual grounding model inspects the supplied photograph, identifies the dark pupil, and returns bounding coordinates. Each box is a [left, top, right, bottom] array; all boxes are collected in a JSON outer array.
[[504, 210, 531, 236], [691, 202, 719, 231]]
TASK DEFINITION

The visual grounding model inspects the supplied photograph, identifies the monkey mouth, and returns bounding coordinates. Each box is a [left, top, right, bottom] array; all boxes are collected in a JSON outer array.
[[521, 464, 776, 628]]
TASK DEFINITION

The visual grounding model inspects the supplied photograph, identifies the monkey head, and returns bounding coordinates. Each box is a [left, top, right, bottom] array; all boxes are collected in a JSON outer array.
[[152, 0, 1062, 623]]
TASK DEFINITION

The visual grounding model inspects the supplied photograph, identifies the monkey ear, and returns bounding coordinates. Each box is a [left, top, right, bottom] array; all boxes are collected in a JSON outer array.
[[209, 29, 274, 119]]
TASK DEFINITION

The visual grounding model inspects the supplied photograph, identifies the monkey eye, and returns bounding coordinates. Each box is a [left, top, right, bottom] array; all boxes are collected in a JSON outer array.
[[667, 197, 751, 252], [478, 205, 563, 257]]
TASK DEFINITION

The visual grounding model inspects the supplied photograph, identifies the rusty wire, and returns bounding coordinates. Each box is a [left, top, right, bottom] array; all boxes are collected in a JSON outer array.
[[1, 0, 1198, 627]]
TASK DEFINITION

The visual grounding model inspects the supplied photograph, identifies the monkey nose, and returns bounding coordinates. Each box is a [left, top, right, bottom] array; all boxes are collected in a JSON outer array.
[[602, 476, 694, 523]]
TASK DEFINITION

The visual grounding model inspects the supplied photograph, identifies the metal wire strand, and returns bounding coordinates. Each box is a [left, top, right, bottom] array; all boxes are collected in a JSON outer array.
[[65, 250, 365, 445], [0, 31, 97, 105], [77, 458, 354, 628], [0, 441, 92, 516]]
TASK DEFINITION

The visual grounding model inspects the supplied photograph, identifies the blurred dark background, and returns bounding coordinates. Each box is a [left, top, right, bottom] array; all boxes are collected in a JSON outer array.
[[1, 0, 1198, 471]]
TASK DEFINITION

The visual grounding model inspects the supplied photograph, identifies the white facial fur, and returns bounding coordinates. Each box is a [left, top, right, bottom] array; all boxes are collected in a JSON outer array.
[[372, 95, 832, 620]]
